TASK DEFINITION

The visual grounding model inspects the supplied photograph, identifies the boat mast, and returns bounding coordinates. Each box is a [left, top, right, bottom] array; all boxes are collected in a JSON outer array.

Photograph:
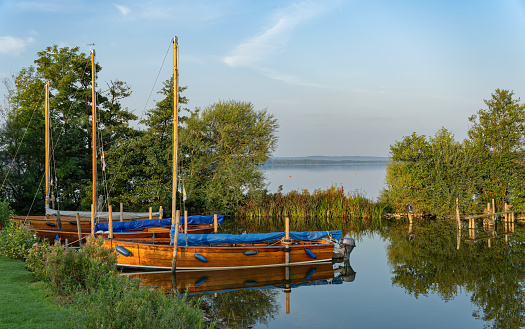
[[45, 81, 50, 217], [172, 37, 178, 219], [91, 49, 97, 216]]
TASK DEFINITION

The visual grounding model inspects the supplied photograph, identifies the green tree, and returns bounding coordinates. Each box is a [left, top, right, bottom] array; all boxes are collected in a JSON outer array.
[[383, 129, 480, 218], [0, 45, 135, 215], [180, 100, 278, 214], [467, 89, 525, 212], [383, 132, 432, 214], [102, 77, 188, 213]]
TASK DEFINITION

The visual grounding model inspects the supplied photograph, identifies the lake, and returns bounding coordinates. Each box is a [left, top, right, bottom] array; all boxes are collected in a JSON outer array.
[[132, 220, 524, 328], [262, 163, 387, 200]]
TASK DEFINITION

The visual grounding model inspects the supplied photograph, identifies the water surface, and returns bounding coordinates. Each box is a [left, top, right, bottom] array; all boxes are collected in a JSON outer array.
[[133, 220, 525, 328]]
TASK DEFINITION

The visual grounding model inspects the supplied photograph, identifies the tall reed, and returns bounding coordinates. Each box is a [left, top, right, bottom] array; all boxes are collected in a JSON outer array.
[[236, 186, 386, 230]]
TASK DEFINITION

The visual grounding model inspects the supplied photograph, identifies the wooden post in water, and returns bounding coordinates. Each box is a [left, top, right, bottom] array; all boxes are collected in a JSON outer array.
[[149, 207, 152, 220], [159, 206, 163, 219], [284, 217, 291, 265], [120, 203, 123, 222], [492, 199, 496, 223], [214, 214, 218, 233], [108, 205, 113, 239], [184, 210, 188, 234], [90, 204, 95, 237], [171, 210, 180, 271], [76, 213, 82, 247], [455, 198, 460, 227]]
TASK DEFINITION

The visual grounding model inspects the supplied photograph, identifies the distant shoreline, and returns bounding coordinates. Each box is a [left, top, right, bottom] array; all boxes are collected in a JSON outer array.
[[263, 156, 388, 167]]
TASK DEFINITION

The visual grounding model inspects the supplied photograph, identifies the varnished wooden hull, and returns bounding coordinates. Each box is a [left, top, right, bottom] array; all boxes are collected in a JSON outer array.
[[30, 225, 213, 247], [106, 238, 335, 270], [128, 262, 336, 294]]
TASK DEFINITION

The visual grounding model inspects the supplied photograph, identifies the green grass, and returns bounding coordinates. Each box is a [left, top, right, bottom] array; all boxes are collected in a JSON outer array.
[[0, 257, 69, 329]]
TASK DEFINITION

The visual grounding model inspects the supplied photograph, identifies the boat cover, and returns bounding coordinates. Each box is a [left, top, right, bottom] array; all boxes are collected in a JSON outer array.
[[170, 230, 342, 246], [94, 215, 224, 232]]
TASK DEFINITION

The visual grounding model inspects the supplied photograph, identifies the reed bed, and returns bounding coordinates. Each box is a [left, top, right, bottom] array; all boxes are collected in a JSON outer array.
[[236, 186, 387, 230]]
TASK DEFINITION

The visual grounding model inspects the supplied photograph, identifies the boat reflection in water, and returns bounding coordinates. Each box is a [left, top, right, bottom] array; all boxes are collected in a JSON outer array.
[[126, 260, 355, 327], [127, 260, 355, 296]]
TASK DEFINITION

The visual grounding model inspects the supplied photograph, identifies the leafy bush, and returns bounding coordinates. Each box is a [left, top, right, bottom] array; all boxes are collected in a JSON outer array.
[[25, 241, 52, 280], [68, 275, 207, 329], [37, 236, 117, 294], [0, 200, 13, 228], [0, 222, 38, 259]]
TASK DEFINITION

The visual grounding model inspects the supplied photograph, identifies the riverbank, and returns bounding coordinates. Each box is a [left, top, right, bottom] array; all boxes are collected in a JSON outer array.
[[0, 257, 69, 328]]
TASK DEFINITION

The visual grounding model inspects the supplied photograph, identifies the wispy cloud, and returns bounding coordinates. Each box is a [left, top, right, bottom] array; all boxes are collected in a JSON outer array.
[[223, 0, 340, 87], [258, 67, 337, 89], [223, 1, 325, 68], [115, 4, 131, 16], [0, 36, 34, 56]]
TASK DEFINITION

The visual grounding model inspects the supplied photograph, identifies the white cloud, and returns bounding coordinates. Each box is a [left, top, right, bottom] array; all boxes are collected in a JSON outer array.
[[223, 1, 329, 68], [0, 36, 34, 56], [115, 4, 131, 16]]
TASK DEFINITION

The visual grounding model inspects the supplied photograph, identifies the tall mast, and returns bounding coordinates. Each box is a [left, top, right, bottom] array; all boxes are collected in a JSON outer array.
[[45, 81, 50, 214], [91, 49, 97, 215], [172, 37, 179, 219]]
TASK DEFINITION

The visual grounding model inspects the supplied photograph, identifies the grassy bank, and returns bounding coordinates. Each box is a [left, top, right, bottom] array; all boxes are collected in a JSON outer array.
[[0, 257, 69, 329]]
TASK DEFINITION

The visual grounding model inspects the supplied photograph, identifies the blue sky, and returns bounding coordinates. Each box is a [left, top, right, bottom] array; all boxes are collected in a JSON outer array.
[[1, 0, 525, 157]]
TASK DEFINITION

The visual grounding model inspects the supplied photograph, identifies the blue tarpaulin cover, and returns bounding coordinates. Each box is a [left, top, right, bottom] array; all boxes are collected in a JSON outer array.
[[94, 215, 224, 232], [170, 229, 342, 245]]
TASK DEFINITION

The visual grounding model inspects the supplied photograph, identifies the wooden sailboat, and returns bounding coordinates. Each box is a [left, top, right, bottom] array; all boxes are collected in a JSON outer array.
[[23, 47, 219, 246], [102, 36, 343, 271]]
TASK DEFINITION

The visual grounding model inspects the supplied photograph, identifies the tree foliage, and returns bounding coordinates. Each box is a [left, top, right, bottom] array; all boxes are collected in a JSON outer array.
[[468, 89, 525, 212], [179, 100, 278, 214], [384, 89, 525, 218], [0, 46, 135, 215]]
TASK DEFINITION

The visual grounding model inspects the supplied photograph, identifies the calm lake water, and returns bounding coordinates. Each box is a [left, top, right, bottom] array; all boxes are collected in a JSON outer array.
[[132, 220, 524, 329], [262, 164, 387, 200], [128, 164, 524, 328]]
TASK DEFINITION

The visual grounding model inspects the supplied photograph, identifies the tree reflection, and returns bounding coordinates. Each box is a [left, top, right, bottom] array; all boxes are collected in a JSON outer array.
[[196, 289, 280, 328], [385, 220, 525, 328]]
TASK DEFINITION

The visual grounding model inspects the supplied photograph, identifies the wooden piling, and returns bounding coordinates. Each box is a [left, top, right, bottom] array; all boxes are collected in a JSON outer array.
[[171, 210, 180, 271], [76, 213, 82, 247], [90, 204, 95, 237], [284, 217, 291, 265], [149, 207, 152, 220], [120, 203, 123, 222], [455, 198, 460, 227], [159, 206, 163, 219], [492, 199, 496, 222], [184, 210, 188, 234], [108, 205, 113, 239], [214, 214, 218, 233]]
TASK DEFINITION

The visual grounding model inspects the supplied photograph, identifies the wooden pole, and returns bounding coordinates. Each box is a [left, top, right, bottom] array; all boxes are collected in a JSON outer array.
[[149, 207, 152, 220], [90, 204, 95, 237], [159, 206, 163, 219], [455, 198, 460, 227], [108, 205, 113, 239], [284, 217, 291, 265], [214, 214, 218, 233], [91, 49, 98, 218], [171, 209, 180, 271], [171, 37, 179, 243], [120, 203, 123, 222], [492, 199, 496, 222], [76, 213, 82, 247], [184, 210, 188, 234], [44, 82, 50, 216]]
